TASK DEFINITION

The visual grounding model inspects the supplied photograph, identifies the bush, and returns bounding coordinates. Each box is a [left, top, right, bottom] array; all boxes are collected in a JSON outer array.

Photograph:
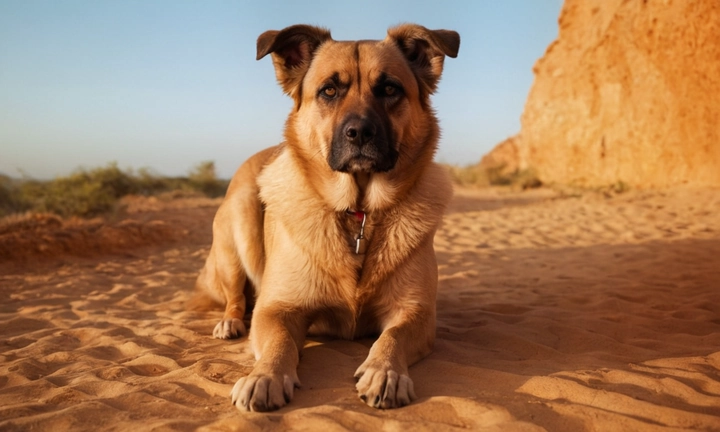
[[15, 163, 135, 217], [444, 164, 490, 187], [188, 161, 227, 197], [0, 174, 28, 217], [0, 161, 229, 219], [445, 164, 542, 190]]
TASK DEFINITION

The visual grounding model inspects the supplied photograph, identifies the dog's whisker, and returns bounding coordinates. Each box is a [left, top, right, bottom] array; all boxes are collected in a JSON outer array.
[[308, 148, 324, 162]]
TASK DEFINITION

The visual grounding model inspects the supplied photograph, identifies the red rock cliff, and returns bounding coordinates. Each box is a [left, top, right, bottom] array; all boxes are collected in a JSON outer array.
[[512, 0, 720, 187]]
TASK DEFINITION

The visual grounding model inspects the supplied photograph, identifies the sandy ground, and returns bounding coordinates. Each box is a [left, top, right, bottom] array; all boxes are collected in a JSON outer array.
[[1, 187, 719, 431]]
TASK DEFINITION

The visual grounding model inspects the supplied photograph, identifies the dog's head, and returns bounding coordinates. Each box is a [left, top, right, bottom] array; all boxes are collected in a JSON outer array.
[[257, 24, 459, 208]]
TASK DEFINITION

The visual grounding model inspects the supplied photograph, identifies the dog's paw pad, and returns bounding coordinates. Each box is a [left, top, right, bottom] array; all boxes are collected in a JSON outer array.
[[213, 318, 246, 339], [355, 368, 416, 409], [230, 373, 299, 412]]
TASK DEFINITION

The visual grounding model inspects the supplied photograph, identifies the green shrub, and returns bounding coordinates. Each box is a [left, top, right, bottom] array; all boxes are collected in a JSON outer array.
[[444, 164, 490, 187], [445, 163, 542, 190], [16, 163, 134, 217], [0, 161, 229, 219], [188, 161, 227, 197], [0, 174, 29, 217]]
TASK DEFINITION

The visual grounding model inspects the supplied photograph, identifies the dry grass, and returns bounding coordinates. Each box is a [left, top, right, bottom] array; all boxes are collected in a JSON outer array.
[[444, 163, 635, 200], [445, 163, 543, 190], [0, 161, 228, 219]]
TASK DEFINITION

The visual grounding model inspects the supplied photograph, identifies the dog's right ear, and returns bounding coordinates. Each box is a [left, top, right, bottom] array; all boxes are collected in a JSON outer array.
[[257, 25, 332, 99]]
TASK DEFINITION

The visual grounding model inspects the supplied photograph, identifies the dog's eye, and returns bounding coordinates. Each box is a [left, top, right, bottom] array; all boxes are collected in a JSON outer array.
[[375, 82, 403, 100], [321, 86, 337, 99]]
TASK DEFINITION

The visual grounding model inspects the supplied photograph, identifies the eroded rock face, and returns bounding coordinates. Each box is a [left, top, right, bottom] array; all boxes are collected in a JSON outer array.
[[478, 137, 519, 177], [513, 0, 720, 187]]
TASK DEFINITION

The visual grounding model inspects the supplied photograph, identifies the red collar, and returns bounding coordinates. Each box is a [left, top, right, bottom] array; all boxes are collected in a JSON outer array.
[[346, 210, 366, 222], [346, 210, 368, 254]]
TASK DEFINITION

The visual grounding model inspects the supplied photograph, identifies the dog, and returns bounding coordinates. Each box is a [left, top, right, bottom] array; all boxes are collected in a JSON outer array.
[[195, 23, 459, 412]]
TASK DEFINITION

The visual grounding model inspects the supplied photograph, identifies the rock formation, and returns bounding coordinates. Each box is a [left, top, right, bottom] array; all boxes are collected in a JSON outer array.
[[478, 137, 519, 177], [491, 0, 720, 187]]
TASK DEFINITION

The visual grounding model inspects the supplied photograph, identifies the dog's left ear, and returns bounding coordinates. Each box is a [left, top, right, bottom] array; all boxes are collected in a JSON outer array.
[[257, 25, 332, 99], [386, 24, 460, 96]]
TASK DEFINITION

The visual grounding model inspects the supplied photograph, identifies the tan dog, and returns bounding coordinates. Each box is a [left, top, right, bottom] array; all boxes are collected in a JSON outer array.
[[195, 23, 459, 412]]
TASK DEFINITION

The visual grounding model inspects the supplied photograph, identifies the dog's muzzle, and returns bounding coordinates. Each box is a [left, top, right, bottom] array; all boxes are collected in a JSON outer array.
[[328, 113, 398, 173]]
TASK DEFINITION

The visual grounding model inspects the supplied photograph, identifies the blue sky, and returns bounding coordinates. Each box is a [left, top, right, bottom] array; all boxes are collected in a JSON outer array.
[[0, 1, 563, 179]]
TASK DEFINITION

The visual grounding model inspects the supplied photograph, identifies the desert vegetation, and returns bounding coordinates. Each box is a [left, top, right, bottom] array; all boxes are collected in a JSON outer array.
[[444, 163, 543, 190], [0, 161, 228, 219]]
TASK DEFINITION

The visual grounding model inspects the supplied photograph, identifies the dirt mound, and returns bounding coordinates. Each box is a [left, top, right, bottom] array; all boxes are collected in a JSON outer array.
[[0, 213, 175, 261], [0, 195, 221, 262]]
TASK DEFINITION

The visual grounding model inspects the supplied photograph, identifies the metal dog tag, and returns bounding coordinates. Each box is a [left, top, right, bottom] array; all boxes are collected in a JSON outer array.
[[354, 211, 367, 255], [355, 236, 367, 254]]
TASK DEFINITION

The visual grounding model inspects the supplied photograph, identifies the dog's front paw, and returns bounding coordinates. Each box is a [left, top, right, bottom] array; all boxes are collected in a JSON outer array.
[[354, 364, 416, 409], [230, 372, 300, 412], [213, 318, 246, 339]]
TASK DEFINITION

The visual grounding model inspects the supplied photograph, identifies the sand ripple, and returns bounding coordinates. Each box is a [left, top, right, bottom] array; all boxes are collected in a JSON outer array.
[[1, 187, 719, 430]]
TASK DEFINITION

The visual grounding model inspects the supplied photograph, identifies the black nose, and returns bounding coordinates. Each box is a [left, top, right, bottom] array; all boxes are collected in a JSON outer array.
[[343, 117, 376, 146]]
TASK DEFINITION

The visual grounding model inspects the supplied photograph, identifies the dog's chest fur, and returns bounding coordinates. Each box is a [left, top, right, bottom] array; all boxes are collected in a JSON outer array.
[[257, 147, 451, 338]]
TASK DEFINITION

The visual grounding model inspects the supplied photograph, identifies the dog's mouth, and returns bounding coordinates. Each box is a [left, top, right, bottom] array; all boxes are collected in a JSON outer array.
[[330, 146, 397, 174], [328, 113, 398, 173], [336, 148, 395, 173], [345, 156, 375, 173]]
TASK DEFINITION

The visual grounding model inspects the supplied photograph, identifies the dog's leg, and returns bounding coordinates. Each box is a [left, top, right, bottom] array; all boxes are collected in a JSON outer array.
[[354, 240, 438, 409], [212, 255, 247, 340], [196, 232, 248, 339], [354, 313, 434, 409], [196, 147, 274, 339], [230, 307, 305, 412]]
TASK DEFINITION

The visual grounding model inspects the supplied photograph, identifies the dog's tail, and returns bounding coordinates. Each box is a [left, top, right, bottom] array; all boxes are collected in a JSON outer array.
[[185, 289, 223, 311], [186, 266, 225, 311]]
